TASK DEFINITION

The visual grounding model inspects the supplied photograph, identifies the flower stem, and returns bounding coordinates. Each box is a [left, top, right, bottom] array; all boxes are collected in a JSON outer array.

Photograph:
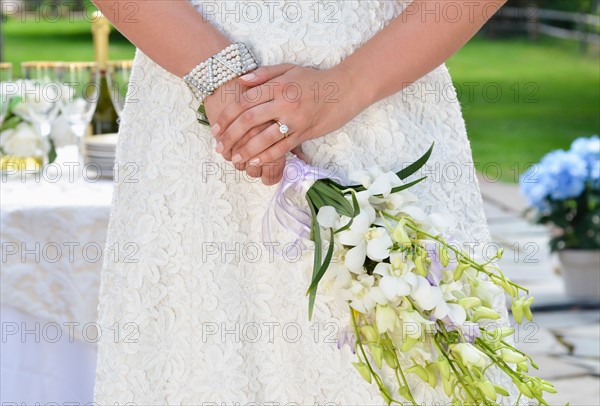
[[349, 307, 406, 404]]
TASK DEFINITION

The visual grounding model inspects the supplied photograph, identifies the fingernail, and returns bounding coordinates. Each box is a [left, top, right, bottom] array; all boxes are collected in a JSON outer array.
[[232, 154, 242, 163], [240, 73, 256, 81], [216, 142, 224, 153], [212, 123, 221, 134], [248, 158, 261, 166]]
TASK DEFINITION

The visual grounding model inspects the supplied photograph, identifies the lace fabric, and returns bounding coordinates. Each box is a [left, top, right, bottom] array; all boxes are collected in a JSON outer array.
[[94, 1, 520, 404]]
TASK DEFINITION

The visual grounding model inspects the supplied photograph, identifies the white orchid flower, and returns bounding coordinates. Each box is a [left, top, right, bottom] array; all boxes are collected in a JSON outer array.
[[320, 246, 354, 292], [399, 309, 436, 339], [343, 227, 393, 273], [432, 302, 467, 325], [472, 279, 502, 308], [342, 274, 387, 314], [316, 206, 341, 229], [384, 190, 418, 212], [398, 206, 455, 235], [373, 252, 418, 301], [376, 304, 398, 333], [409, 275, 444, 311]]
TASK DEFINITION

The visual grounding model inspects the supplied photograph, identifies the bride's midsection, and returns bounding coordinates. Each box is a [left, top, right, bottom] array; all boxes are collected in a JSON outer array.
[[188, 0, 412, 68]]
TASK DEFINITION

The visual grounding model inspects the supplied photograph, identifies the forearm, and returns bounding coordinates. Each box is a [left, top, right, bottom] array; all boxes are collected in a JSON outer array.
[[92, 0, 231, 77], [335, 0, 508, 107]]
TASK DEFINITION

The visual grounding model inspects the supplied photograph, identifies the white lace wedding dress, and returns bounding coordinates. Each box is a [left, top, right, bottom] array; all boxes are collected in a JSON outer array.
[[94, 1, 519, 404]]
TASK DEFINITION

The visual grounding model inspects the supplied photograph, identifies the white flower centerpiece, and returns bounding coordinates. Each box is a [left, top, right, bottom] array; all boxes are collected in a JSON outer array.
[[0, 80, 76, 172]]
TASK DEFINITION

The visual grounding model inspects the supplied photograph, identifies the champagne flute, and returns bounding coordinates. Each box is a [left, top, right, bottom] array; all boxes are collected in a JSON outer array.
[[0, 62, 13, 126], [58, 62, 101, 166], [106, 60, 133, 118], [20, 61, 64, 144]]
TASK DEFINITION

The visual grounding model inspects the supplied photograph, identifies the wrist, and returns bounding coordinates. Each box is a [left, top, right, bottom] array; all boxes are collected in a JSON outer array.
[[330, 61, 377, 113]]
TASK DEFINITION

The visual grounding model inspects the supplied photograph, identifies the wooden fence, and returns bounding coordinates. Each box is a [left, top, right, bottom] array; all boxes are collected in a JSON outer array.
[[494, 6, 600, 46]]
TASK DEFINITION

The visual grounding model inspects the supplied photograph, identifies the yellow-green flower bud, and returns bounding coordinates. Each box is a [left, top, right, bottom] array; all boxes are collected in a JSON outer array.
[[380, 388, 393, 406], [487, 327, 515, 342], [401, 336, 418, 352], [497, 278, 517, 297], [392, 220, 411, 246], [501, 348, 528, 364], [512, 299, 524, 323], [453, 262, 470, 281], [472, 306, 501, 322], [541, 381, 557, 394], [517, 361, 529, 372], [414, 252, 428, 277], [425, 362, 437, 387], [495, 248, 505, 260], [383, 349, 397, 368], [443, 377, 455, 397], [406, 365, 429, 383], [370, 344, 384, 369], [524, 297, 534, 321], [438, 357, 451, 380], [517, 382, 533, 398], [494, 384, 510, 396], [360, 325, 379, 343], [477, 379, 497, 400], [440, 245, 450, 267], [458, 297, 482, 309], [352, 362, 372, 383], [398, 386, 413, 402]]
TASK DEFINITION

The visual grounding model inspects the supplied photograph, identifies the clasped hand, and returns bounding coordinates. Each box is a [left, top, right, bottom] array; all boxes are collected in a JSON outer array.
[[203, 64, 362, 185]]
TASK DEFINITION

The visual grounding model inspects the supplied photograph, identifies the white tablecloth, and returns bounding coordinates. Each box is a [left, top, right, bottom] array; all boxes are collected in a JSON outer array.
[[0, 165, 113, 403]]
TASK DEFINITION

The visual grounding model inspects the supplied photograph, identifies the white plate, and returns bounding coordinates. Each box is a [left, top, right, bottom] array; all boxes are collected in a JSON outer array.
[[85, 133, 118, 146]]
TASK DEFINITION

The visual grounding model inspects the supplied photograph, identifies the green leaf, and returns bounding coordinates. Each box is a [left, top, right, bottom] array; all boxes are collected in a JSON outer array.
[[307, 199, 322, 321], [334, 191, 360, 234], [390, 176, 427, 194], [197, 104, 210, 126], [396, 142, 434, 180], [305, 228, 335, 295], [47, 138, 57, 164], [311, 181, 353, 216], [0, 115, 21, 132]]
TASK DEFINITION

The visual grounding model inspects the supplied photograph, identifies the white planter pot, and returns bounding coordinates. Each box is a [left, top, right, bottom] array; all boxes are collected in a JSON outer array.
[[558, 250, 600, 303]]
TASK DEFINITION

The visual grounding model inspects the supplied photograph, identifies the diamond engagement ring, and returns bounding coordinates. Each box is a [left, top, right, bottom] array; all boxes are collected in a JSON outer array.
[[277, 121, 289, 138]]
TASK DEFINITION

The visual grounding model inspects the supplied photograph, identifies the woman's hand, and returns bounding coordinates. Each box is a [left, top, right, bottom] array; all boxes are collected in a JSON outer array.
[[204, 78, 287, 185], [211, 63, 364, 169]]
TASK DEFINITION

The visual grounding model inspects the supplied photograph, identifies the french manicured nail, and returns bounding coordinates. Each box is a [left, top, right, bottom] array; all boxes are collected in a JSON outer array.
[[212, 123, 220, 134], [216, 142, 224, 153], [232, 154, 242, 163], [248, 158, 261, 166], [240, 73, 256, 81]]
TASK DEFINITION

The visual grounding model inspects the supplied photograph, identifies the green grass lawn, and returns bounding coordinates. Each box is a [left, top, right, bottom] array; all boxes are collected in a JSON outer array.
[[3, 18, 599, 182], [2, 17, 136, 69], [446, 36, 599, 182]]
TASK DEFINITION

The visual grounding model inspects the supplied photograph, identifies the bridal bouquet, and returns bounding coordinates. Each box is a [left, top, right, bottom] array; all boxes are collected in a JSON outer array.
[[271, 145, 556, 405]]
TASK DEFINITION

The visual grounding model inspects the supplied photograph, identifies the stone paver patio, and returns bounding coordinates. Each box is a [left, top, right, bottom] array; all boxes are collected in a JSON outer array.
[[478, 175, 600, 406]]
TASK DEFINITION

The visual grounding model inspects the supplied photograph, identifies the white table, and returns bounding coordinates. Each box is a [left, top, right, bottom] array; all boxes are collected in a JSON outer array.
[[0, 162, 112, 404]]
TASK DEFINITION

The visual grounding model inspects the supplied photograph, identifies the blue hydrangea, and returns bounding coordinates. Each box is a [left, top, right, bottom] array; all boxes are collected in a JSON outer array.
[[519, 165, 551, 210], [570, 135, 600, 188], [520, 149, 588, 209]]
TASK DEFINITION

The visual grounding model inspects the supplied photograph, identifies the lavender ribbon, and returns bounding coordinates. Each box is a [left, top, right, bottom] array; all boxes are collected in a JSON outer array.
[[262, 157, 342, 253]]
